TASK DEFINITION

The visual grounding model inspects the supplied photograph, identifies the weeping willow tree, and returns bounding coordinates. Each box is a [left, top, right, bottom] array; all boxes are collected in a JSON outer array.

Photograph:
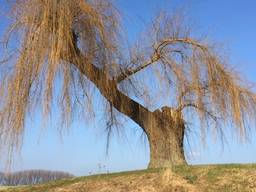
[[0, 0, 256, 168]]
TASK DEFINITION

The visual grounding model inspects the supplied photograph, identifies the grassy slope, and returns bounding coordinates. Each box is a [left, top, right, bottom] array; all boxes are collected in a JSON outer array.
[[1, 164, 256, 192]]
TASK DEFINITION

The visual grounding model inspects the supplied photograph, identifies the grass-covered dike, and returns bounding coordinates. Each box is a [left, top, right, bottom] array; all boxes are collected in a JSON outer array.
[[1, 164, 256, 192]]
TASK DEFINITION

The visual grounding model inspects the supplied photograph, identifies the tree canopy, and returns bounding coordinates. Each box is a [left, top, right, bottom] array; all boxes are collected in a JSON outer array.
[[0, 0, 255, 165]]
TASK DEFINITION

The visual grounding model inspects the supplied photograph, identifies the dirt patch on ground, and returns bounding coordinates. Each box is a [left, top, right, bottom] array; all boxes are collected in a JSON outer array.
[[52, 169, 198, 192]]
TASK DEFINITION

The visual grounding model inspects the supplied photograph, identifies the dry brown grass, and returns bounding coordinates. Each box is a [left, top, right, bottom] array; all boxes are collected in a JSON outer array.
[[32, 169, 198, 192]]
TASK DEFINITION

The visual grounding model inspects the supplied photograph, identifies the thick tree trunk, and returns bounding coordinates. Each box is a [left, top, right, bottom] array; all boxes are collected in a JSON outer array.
[[144, 108, 186, 168], [148, 127, 186, 168]]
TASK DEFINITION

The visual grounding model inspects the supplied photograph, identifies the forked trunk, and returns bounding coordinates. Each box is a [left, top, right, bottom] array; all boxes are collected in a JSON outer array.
[[143, 108, 186, 168]]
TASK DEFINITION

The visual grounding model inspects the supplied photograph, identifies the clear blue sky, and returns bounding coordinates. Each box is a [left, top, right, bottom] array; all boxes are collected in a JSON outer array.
[[0, 0, 256, 176]]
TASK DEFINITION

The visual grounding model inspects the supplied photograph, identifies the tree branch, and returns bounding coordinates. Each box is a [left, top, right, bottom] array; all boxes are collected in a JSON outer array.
[[116, 51, 161, 82], [116, 38, 207, 83], [154, 38, 207, 53], [63, 49, 150, 132], [178, 103, 219, 122]]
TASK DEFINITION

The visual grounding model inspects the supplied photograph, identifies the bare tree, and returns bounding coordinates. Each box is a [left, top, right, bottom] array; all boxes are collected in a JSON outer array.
[[0, 0, 255, 168], [0, 170, 73, 186]]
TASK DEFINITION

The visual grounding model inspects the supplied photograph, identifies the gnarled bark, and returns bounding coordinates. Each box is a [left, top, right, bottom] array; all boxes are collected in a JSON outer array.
[[143, 108, 186, 168]]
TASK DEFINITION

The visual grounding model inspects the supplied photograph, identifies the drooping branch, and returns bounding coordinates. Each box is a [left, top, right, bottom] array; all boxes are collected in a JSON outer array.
[[154, 38, 208, 53], [0, 0, 155, 157], [116, 38, 208, 83], [178, 102, 220, 122]]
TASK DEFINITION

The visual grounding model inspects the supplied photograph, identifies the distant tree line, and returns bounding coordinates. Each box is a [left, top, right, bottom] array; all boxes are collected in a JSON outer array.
[[0, 170, 74, 186]]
